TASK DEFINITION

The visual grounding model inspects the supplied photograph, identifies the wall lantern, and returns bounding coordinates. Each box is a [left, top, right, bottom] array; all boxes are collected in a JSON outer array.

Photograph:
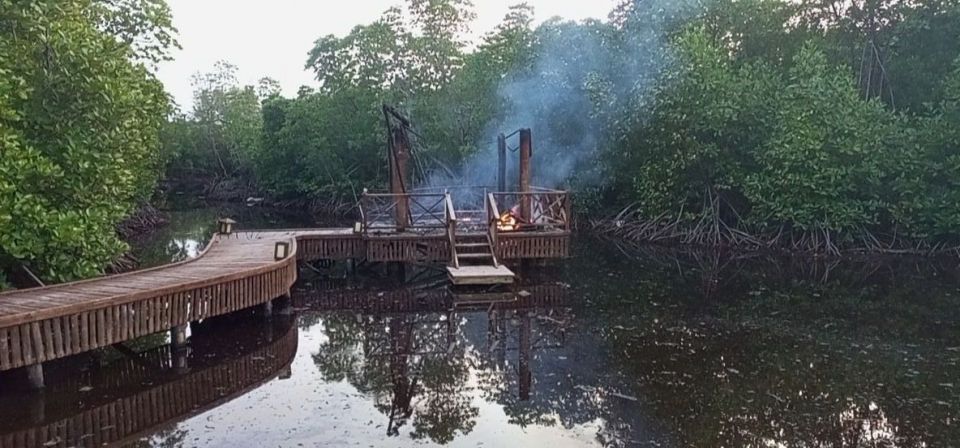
[[274, 241, 291, 260], [217, 218, 236, 235], [353, 222, 363, 234]]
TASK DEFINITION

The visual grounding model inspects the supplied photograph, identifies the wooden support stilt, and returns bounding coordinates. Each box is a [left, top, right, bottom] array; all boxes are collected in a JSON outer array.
[[277, 293, 294, 316], [173, 348, 189, 372], [26, 364, 44, 389], [262, 299, 273, 317], [170, 324, 188, 351]]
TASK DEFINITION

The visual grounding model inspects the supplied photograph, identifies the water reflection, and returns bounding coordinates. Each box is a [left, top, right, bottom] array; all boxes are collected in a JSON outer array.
[[6, 208, 957, 447], [297, 284, 620, 444], [0, 314, 298, 448]]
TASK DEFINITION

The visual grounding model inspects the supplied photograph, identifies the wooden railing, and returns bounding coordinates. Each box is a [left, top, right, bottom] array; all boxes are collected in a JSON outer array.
[[491, 189, 571, 232], [445, 192, 459, 268], [486, 192, 501, 267], [0, 234, 298, 372], [360, 190, 447, 233]]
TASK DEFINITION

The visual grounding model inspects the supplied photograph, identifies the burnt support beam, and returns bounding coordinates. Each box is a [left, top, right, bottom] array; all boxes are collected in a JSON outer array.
[[519, 128, 533, 222], [390, 128, 411, 231], [26, 364, 44, 390], [497, 133, 507, 192]]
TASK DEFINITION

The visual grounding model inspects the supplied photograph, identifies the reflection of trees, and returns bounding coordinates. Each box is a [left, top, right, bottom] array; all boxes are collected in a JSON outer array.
[[565, 238, 960, 446], [305, 282, 621, 445], [312, 310, 477, 444], [130, 203, 316, 268]]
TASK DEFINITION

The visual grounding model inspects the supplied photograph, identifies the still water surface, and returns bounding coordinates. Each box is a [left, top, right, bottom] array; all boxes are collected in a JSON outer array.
[[1, 205, 958, 447]]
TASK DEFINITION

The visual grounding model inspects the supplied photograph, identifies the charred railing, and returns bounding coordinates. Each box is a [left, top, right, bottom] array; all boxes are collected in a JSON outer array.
[[360, 190, 447, 234], [445, 192, 459, 268], [485, 193, 501, 266], [491, 188, 571, 232]]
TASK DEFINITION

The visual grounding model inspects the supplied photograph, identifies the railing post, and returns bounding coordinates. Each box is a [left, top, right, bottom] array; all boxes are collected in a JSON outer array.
[[360, 188, 369, 235], [519, 129, 533, 223], [446, 192, 459, 268]]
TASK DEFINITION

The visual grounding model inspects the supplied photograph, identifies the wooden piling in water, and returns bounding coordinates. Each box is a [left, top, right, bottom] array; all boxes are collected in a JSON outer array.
[[26, 363, 43, 389]]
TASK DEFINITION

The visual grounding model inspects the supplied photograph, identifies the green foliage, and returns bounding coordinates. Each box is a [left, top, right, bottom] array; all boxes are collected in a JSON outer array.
[[164, 61, 264, 182], [609, 28, 780, 220], [743, 44, 902, 233], [0, 0, 172, 282], [256, 87, 383, 201], [158, 0, 960, 249], [891, 58, 960, 239]]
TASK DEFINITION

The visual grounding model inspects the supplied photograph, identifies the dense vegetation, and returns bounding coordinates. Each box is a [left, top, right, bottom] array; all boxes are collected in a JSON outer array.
[[0, 0, 176, 287], [166, 0, 960, 254], [5, 0, 960, 287]]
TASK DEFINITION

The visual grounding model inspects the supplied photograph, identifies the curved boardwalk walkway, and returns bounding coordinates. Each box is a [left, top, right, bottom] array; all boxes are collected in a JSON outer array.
[[0, 230, 340, 374], [0, 225, 564, 379]]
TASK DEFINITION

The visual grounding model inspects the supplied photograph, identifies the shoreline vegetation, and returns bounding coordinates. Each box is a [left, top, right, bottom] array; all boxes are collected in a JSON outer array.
[[5, 0, 960, 289]]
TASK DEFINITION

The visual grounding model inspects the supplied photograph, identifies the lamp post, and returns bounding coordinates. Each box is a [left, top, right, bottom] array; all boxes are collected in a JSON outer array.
[[217, 218, 236, 235]]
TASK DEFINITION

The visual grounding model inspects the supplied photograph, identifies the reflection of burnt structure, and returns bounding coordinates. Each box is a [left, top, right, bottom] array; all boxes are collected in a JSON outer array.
[[301, 284, 571, 439], [0, 316, 298, 448]]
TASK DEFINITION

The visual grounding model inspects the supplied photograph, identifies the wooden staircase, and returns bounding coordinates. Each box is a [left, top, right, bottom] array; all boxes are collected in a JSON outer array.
[[444, 198, 514, 285]]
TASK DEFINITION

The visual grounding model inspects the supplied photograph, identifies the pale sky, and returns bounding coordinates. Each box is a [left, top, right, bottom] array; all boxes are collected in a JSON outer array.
[[156, 0, 616, 110]]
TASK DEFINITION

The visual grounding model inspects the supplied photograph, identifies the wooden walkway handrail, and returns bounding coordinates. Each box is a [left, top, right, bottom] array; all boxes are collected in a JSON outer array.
[[0, 234, 299, 328], [0, 231, 304, 372]]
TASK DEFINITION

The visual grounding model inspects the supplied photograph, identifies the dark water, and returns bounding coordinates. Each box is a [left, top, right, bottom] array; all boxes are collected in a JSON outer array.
[[2, 206, 958, 447]]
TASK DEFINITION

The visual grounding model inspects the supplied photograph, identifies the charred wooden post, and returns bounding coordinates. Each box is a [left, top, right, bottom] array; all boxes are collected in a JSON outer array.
[[497, 133, 507, 192], [26, 364, 44, 389], [389, 128, 411, 231], [519, 128, 533, 223]]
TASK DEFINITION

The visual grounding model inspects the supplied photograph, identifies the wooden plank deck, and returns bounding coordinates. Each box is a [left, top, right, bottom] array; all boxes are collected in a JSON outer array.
[[0, 230, 336, 373], [0, 226, 568, 374]]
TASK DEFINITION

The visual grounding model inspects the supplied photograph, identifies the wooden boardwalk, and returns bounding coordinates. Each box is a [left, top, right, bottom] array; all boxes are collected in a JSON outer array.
[[0, 224, 568, 381], [0, 230, 311, 375]]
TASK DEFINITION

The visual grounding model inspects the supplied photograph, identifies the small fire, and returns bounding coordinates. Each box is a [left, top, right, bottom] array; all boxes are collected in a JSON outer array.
[[498, 209, 519, 232]]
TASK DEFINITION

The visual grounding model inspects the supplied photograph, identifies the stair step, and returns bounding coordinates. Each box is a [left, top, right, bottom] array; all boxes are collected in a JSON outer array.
[[456, 232, 487, 237], [457, 253, 493, 260], [456, 243, 489, 249]]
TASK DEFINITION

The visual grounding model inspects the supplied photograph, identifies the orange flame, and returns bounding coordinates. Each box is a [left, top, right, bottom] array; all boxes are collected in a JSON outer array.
[[498, 210, 519, 232]]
